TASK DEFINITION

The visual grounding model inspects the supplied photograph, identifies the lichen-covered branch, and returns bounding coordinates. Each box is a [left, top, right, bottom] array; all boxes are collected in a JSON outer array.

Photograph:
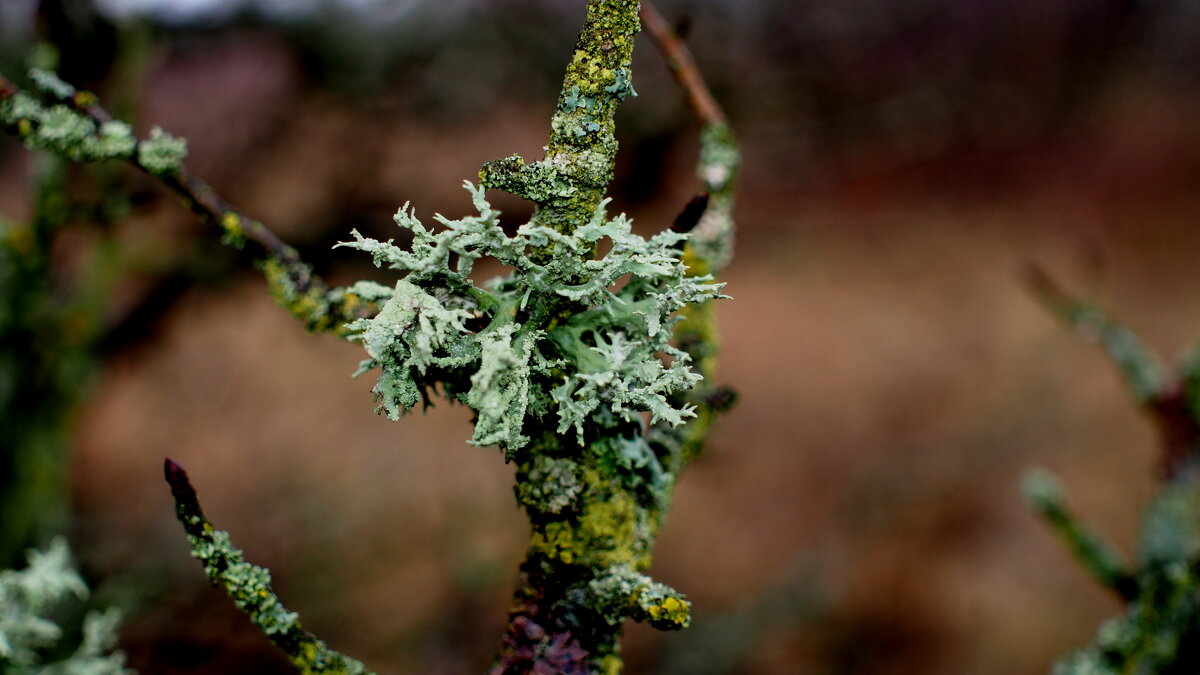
[[480, 0, 640, 241], [1025, 264, 1165, 404], [639, 1, 741, 466], [163, 459, 373, 675], [0, 70, 374, 334], [641, 1, 739, 277], [333, 3, 740, 671], [1030, 468, 1200, 674]]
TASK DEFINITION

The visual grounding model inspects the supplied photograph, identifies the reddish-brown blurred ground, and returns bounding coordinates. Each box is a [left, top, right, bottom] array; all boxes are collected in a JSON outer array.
[[4, 8, 1200, 673]]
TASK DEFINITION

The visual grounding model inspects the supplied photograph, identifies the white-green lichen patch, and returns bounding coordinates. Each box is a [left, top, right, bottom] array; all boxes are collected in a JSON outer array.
[[136, 126, 187, 176]]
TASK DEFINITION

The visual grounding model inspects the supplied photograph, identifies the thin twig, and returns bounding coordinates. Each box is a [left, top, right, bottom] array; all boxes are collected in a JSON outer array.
[[640, 2, 726, 127], [1026, 262, 1200, 477]]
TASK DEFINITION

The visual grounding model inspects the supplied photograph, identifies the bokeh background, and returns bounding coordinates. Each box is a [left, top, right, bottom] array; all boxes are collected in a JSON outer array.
[[3, 0, 1200, 672]]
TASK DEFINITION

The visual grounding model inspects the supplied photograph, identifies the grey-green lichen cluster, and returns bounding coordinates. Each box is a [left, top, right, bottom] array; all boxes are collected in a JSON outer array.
[[0, 69, 186, 177], [337, 183, 725, 454], [0, 90, 136, 163], [0, 538, 134, 674], [686, 122, 740, 276], [336, 3, 735, 669], [135, 127, 187, 177]]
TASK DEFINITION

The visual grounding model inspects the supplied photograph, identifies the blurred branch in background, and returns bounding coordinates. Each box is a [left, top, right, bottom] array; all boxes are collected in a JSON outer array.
[[1025, 266, 1200, 673], [1026, 264, 1200, 478], [0, 66, 378, 334], [0, 12, 155, 567]]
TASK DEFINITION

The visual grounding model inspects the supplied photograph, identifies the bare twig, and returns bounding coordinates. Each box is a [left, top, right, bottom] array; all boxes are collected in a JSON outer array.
[[640, 2, 726, 127]]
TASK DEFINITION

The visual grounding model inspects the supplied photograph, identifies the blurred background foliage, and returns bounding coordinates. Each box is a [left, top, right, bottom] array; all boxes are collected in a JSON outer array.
[[2, 0, 1200, 673]]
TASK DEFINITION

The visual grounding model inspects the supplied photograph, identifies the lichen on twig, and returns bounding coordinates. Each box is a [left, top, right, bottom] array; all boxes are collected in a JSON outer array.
[[0, 69, 373, 335], [163, 459, 372, 675]]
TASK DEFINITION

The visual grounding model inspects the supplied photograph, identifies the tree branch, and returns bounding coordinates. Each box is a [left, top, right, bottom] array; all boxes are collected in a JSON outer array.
[[480, 0, 641, 241], [1026, 262, 1200, 478], [0, 70, 375, 334], [1025, 263, 1165, 404], [640, 2, 742, 462]]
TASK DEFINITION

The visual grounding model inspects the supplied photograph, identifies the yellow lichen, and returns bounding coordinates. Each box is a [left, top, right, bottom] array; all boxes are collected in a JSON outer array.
[[529, 484, 648, 569], [600, 654, 623, 675], [72, 91, 97, 108], [647, 595, 690, 627]]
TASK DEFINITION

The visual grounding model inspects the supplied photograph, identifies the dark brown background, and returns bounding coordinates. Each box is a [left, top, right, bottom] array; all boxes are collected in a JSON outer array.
[[3, 0, 1200, 672]]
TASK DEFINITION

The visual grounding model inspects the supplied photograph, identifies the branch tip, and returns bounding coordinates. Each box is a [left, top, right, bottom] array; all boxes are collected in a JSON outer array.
[[163, 457, 204, 524]]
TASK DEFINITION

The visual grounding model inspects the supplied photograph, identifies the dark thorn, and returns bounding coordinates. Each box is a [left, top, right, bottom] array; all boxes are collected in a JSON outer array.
[[1113, 575, 1140, 603], [671, 193, 709, 234], [704, 386, 738, 412]]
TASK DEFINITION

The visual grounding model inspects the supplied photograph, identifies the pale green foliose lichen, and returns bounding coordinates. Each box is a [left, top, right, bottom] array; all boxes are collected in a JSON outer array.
[[0, 538, 134, 674], [336, 182, 726, 453]]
